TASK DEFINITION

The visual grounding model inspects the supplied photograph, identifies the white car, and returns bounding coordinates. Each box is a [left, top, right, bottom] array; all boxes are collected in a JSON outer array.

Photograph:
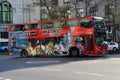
[[108, 42, 119, 51]]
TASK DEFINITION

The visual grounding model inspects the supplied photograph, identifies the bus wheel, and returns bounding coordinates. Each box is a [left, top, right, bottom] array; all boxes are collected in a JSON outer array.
[[113, 47, 117, 51], [21, 50, 28, 58], [69, 48, 79, 57]]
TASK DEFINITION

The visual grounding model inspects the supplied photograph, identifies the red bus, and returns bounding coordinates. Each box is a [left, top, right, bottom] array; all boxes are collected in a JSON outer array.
[[8, 16, 108, 57]]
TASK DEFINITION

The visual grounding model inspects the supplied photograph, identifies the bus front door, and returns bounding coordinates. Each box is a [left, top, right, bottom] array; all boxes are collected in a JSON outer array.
[[84, 35, 94, 54]]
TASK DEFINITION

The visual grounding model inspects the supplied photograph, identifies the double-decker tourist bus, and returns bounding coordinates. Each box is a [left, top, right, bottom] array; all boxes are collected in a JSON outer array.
[[8, 16, 108, 57]]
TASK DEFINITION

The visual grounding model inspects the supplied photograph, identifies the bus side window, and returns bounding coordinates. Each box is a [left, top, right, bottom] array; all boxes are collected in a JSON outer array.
[[24, 24, 29, 30], [42, 22, 47, 29], [61, 21, 65, 27], [66, 21, 69, 26], [79, 18, 92, 28], [11, 26, 15, 31], [38, 24, 41, 29], [46, 22, 53, 28], [30, 24, 36, 29], [14, 26, 23, 31], [54, 22, 62, 28]]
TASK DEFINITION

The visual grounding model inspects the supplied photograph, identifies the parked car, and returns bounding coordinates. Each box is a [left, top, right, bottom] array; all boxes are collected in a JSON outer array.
[[107, 42, 119, 51], [0, 45, 8, 52]]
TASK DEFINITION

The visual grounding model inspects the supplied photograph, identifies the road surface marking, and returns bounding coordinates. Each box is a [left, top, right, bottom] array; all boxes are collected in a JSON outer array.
[[0, 77, 12, 80], [109, 58, 120, 60], [70, 60, 101, 64], [41, 68, 62, 72], [29, 68, 37, 70], [74, 71, 104, 77], [25, 60, 61, 64], [4, 79, 12, 80], [0, 77, 3, 79]]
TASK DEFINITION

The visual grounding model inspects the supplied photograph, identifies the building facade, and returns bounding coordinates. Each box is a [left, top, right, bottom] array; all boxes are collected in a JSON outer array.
[[0, 0, 120, 44], [0, 0, 38, 41]]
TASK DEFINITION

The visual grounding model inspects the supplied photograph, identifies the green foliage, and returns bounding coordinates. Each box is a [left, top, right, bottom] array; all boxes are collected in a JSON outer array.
[[105, 4, 115, 16], [59, 5, 71, 19], [32, 0, 71, 20]]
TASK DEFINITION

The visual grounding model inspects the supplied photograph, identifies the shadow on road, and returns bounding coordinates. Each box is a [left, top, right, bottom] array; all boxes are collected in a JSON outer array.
[[0, 53, 120, 73]]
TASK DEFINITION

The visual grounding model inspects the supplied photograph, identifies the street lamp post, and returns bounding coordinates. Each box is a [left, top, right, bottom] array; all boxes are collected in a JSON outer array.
[[26, 4, 31, 22], [22, 0, 24, 23], [39, 0, 41, 21]]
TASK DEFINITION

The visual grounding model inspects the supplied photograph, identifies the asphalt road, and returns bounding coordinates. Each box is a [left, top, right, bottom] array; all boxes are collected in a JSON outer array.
[[0, 54, 120, 80]]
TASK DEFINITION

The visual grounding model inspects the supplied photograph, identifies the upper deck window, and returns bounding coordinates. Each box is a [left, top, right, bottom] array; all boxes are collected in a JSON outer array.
[[79, 18, 92, 28], [54, 22, 62, 28], [93, 18, 105, 29], [29, 24, 40, 30], [11, 25, 25, 31], [42, 21, 62, 28], [65, 19, 78, 27], [42, 22, 53, 28], [93, 18, 106, 35]]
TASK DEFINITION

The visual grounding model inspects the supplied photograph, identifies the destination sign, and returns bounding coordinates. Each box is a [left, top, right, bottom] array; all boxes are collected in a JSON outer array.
[[43, 28, 62, 35]]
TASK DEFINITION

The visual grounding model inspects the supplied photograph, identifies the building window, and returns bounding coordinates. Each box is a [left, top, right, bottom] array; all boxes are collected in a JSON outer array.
[[40, 11, 47, 20], [52, 0, 58, 5], [63, 0, 70, 4], [0, 1, 13, 24], [1, 32, 8, 38], [77, 8, 84, 17], [89, 6, 98, 16], [52, 11, 59, 19]]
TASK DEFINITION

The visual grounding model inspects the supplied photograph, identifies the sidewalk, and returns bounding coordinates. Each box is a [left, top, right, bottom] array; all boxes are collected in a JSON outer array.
[[0, 52, 8, 55]]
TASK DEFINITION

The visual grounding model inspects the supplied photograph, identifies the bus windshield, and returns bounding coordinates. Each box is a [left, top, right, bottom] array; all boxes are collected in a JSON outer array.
[[93, 18, 106, 29], [94, 18, 107, 45], [95, 36, 107, 45]]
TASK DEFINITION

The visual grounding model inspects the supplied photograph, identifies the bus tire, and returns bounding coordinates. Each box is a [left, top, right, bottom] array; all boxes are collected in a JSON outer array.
[[21, 50, 28, 58], [69, 47, 79, 57], [113, 47, 117, 51]]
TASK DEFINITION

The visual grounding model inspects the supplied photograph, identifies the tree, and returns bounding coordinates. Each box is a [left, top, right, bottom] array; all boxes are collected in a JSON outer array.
[[33, 0, 71, 20], [59, 5, 71, 19], [84, 0, 93, 16], [89, 0, 103, 16], [104, 0, 120, 41]]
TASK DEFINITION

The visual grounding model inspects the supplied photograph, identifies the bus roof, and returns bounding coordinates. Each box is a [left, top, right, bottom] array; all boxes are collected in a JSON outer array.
[[94, 17, 104, 20], [26, 21, 41, 24]]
